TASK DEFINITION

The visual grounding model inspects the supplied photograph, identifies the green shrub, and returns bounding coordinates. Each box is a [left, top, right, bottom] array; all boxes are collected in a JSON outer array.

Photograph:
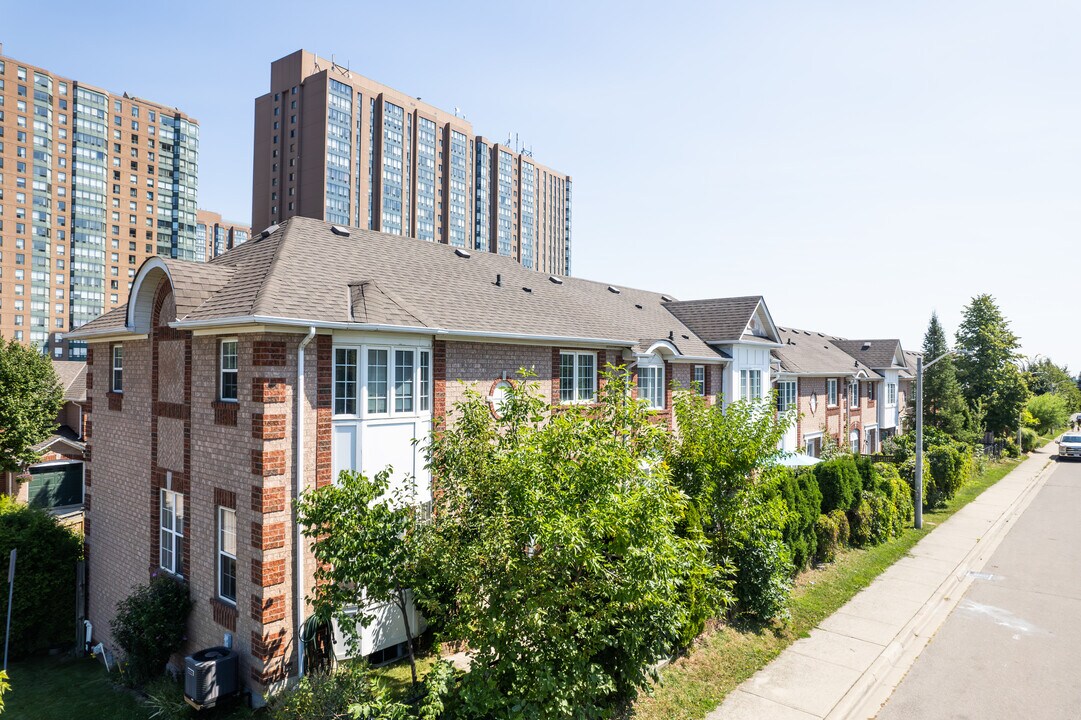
[[829, 509, 850, 547], [1026, 393, 1070, 435], [142, 674, 192, 720], [875, 465, 915, 529], [0, 497, 82, 657], [734, 537, 792, 621], [865, 492, 897, 545], [927, 444, 965, 507], [779, 468, 821, 571], [268, 662, 411, 720], [814, 514, 839, 564], [848, 495, 874, 547], [1020, 427, 1039, 453], [854, 455, 876, 492], [111, 574, 192, 685], [814, 456, 862, 513], [1003, 438, 1020, 458]]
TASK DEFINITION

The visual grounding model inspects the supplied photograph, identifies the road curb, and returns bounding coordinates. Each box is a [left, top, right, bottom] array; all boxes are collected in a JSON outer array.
[[830, 449, 1057, 720]]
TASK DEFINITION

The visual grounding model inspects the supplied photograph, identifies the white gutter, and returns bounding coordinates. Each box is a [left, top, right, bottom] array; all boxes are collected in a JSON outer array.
[[294, 326, 316, 678]]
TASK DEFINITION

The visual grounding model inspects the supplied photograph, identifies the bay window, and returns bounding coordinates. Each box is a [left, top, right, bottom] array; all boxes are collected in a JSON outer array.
[[332, 344, 433, 417]]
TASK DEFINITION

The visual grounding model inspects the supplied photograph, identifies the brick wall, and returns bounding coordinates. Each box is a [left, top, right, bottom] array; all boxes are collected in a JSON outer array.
[[442, 341, 556, 422]]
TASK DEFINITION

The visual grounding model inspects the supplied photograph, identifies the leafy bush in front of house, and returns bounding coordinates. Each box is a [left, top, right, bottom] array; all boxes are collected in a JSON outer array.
[[814, 514, 839, 564], [926, 443, 977, 508], [420, 371, 723, 719], [111, 573, 192, 685], [875, 463, 915, 530], [779, 467, 821, 572], [854, 455, 876, 492], [0, 496, 82, 657], [847, 494, 874, 547], [667, 390, 794, 623], [814, 456, 862, 513], [267, 661, 410, 720], [829, 509, 850, 548]]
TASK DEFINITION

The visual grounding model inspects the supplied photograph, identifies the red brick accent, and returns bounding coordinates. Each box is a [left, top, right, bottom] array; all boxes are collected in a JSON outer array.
[[251, 449, 286, 477], [213, 487, 237, 510], [253, 340, 287, 367], [250, 665, 289, 685], [432, 340, 447, 423], [252, 377, 287, 404], [315, 408, 333, 488], [153, 401, 186, 419], [84, 493, 91, 512], [251, 557, 286, 588], [213, 400, 239, 427], [86, 348, 94, 364], [316, 335, 332, 406], [251, 485, 286, 514], [551, 347, 562, 404], [252, 413, 286, 440], [85, 371, 93, 390], [251, 628, 288, 661], [107, 391, 123, 412], [211, 598, 238, 631], [251, 593, 287, 623], [315, 336, 334, 488], [251, 521, 286, 550], [84, 469, 91, 488]]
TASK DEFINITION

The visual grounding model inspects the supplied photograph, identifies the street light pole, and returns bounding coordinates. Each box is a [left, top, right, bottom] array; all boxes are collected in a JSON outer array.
[[914, 350, 956, 530], [915, 356, 924, 529]]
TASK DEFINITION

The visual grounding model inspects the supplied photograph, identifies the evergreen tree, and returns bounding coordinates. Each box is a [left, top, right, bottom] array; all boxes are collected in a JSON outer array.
[[954, 294, 1029, 437], [920, 312, 968, 438]]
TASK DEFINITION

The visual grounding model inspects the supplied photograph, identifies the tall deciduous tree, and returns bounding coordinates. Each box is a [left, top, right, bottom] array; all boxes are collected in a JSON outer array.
[[0, 340, 63, 472], [420, 369, 720, 719], [954, 294, 1029, 437], [296, 468, 423, 687], [1023, 358, 1081, 413], [920, 312, 968, 439]]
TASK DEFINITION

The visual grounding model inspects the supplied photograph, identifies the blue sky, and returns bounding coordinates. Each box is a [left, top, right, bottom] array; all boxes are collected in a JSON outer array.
[[7, 0, 1080, 368]]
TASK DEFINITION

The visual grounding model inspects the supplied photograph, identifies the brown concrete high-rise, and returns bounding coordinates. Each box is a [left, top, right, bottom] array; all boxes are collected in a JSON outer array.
[[197, 209, 250, 260], [252, 50, 573, 275], [0, 46, 200, 359]]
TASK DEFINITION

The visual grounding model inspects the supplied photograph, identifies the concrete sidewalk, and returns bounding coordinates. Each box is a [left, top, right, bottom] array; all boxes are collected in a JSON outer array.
[[707, 444, 1057, 720]]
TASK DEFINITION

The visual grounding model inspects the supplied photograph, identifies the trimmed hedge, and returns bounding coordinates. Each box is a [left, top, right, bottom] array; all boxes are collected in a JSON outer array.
[[814, 514, 839, 564], [779, 468, 822, 571], [814, 457, 862, 513], [0, 497, 82, 657]]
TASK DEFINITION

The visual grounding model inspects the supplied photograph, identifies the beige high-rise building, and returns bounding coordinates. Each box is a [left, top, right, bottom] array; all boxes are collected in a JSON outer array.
[[252, 50, 573, 275], [0, 46, 199, 359], [197, 209, 250, 260]]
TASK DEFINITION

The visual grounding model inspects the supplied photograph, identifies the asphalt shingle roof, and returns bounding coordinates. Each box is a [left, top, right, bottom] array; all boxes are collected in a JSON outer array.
[[663, 296, 765, 342], [772, 328, 878, 377], [832, 339, 907, 371], [52, 361, 87, 402], [77, 218, 722, 359]]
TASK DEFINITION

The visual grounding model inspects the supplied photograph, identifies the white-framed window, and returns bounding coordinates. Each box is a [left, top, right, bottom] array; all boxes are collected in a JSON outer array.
[[849, 382, 860, 409], [638, 364, 665, 409], [868, 382, 876, 401], [394, 350, 415, 413], [217, 507, 237, 604], [850, 430, 860, 454], [559, 351, 596, 404], [419, 350, 431, 411], [777, 380, 797, 413], [886, 382, 897, 406], [334, 347, 358, 415], [826, 378, 838, 407], [159, 489, 183, 576], [333, 344, 432, 417], [219, 338, 238, 401], [367, 348, 389, 413], [740, 369, 762, 401], [111, 344, 123, 392], [805, 433, 823, 458], [693, 365, 706, 395]]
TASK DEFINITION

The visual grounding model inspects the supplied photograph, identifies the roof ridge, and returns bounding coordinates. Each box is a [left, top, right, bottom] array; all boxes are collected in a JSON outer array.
[[246, 221, 292, 318]]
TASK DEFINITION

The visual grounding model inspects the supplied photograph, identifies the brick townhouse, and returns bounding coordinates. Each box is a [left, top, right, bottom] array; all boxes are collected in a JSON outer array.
[[68, 216, 784, 702], [772, 328, 914, 456]]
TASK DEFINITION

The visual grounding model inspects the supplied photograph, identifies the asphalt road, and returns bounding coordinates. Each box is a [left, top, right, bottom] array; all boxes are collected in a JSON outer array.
[[877, 455, 1081, 719]]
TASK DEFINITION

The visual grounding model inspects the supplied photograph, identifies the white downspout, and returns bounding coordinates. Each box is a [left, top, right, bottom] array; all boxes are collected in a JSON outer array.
[[295, 326, 316, 678]]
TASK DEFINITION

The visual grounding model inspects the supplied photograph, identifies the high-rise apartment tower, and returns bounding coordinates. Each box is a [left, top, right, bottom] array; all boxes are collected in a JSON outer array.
[[0, 46, 199, 358], [252, 50, 572, 275], [197, 209, 250, 260]]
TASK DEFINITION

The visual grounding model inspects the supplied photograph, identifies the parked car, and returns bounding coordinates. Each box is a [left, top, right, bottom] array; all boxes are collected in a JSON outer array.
[[1056, 434, 1081, 460]]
